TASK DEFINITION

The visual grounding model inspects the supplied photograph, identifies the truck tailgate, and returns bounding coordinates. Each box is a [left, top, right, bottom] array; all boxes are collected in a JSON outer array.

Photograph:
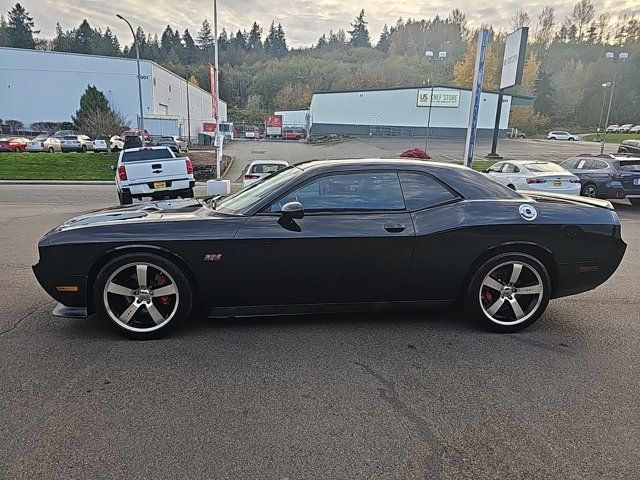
[[125, 157, 189, 183]]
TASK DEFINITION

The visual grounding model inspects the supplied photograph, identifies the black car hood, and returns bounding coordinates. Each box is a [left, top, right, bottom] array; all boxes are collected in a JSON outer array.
[[50, 198, 226, 232]]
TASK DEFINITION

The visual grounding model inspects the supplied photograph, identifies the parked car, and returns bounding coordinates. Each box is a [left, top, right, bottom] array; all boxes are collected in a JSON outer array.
[[26, 134, 62, 153], [606, 125, 620, 133], [628, 125, 640, 134], [618, 124, 634, 133], [114, 146, 195, 205], [120, 129, 150, 140], [155, 136, 188, 153], [52, 129, 78, 138], [282, 127, 306, 140], [547, 131, 579, 141], [60, 134, 94, 153], [559, 154, 640, 205], [485, 161, 581, 195], [244, 127, 259, 139], [514, 131, 527, 139], [123, 135, 152, 150], [618, 140, 640, 155], [93, 136, 123, 153], [32, 159, 627, 339], [0, 137, 29, 152], [242, 160, 290, 187]]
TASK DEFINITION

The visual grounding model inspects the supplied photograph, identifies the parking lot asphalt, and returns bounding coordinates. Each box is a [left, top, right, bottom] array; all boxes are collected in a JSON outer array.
[[1, 184, 639, 479]]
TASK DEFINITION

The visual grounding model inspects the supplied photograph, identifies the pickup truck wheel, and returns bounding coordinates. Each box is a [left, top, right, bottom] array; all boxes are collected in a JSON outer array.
[[629, 199, 640, 206], [93, 253, 193, 339], [118, 191, 133, 205], [183, 188, 194, 199]]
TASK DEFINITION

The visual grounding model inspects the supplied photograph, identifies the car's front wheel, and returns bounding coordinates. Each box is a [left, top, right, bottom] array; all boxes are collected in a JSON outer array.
[[467, 253, 551, 332], [93, 253, 193, 339]]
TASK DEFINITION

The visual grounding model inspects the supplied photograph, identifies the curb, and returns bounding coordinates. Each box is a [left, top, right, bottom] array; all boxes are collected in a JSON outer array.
[[221, 156, 235, 179]]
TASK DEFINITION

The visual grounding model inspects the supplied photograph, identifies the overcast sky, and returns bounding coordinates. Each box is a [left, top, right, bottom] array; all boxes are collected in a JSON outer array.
[[1, 0, 638, 48]]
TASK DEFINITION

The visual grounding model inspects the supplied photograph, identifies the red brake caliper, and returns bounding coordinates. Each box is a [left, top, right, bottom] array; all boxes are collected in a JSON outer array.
[[154, 274, 171, 305], [482, 288, 494, 304]]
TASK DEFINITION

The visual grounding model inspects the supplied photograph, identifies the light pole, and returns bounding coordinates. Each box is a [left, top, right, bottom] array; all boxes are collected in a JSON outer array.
[[185, 66, 191, 146], [601, 51, 628, 154], [424, 50, 446, 152], [213, 0, 222, 180], [116, 14, 145, 142], [597, 81, 611, 136]]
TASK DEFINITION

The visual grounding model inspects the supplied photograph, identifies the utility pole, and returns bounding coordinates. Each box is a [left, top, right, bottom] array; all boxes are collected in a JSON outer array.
[[213, 0, 222, 180], [185, 66, 191, 146], [117, 14, 145, 143]]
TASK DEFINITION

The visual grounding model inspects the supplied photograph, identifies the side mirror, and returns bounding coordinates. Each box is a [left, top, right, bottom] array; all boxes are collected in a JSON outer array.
[[483, 168, 490, 173], [108, 164, 116, 171], [280, 201, 304, 222]]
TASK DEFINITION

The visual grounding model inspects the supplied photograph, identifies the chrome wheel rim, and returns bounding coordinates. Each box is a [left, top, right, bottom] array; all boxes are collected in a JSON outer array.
[[479, 261, 544, 326], [103, 262, 179, 332], [584, 186, 596, 197]]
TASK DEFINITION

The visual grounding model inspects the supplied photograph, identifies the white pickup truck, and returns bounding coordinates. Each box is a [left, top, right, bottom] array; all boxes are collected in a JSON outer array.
[[114, 146, 195, 205]]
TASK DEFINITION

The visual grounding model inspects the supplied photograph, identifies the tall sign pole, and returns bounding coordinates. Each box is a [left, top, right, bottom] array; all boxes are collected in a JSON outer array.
[[213, 0, 222, 180], [464, 29, 489, 168], [487, 27, 528, 159]]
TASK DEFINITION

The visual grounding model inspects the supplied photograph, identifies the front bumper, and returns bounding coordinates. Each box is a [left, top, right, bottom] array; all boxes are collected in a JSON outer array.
[[32, 253, 90, 312]]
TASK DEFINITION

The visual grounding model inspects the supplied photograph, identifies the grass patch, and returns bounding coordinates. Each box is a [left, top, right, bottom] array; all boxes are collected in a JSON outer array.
[[0, 152, 118, 180], [580, 133, 640, 143]]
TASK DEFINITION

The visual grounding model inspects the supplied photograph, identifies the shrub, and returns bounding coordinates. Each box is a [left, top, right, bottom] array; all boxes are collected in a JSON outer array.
[[400, 147, 431, 159]]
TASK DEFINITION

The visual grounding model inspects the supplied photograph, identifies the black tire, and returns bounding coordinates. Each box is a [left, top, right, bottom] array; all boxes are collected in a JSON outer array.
[[507, 184, 516, 190], [93, 253, 193, 339], [581, 183, 597, 198], [466, 253, 551, 333], [118, 191, 133, 205], [629, 198, 640, 206], [48, 146, 54, 153], [549, 137, 556, 140], [182, 188, 194, 199]]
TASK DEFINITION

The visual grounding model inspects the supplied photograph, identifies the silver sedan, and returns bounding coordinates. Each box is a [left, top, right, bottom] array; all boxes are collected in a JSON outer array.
[[26, 134, 62, 153]]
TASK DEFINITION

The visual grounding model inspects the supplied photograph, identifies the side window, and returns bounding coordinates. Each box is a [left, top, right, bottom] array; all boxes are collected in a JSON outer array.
[[503, 163, 518, 173], [487, 163, 503, 172], [270, 172, 405, 213], [580, 159, 595, 170], [593, 160, 609, 170], [560, 158, 579, 169], [398, 173, 457, 210]]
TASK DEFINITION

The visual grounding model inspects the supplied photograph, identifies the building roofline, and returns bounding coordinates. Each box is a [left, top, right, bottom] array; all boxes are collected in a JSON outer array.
[[313, 84, 534, 100], [0, 46, 225, 103]]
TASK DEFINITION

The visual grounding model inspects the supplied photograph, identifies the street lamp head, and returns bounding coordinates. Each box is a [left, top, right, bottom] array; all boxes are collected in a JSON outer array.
[[438, 51, 447, 60], [602, 82, 611, 87], [425, 50, 434, 59], [116, 14, 124, 20], [619, 52, 629, 60]]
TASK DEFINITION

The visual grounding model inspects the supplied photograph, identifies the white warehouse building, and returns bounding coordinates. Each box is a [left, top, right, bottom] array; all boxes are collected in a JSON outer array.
[[0, 47, 227, 139], [309, 86, 528, 138]]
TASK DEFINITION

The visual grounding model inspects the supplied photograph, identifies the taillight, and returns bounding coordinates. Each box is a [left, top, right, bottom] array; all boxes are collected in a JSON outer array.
[[117, 165, 127, 181], [186, 159, 193, 175], [244, 174, 259, 180], [526, 177, 547, 184], [608, 173, 627, 180]]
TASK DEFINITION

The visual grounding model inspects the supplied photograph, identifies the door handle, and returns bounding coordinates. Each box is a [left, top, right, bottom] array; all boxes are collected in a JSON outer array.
[[384, 223, 406, 233]]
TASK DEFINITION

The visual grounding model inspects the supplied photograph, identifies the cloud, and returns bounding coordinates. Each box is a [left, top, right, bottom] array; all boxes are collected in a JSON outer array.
[[1, 0, 638, 48]]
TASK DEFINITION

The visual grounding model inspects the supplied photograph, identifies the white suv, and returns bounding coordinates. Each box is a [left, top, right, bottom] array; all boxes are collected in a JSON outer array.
[[547, 131, 579, 141]]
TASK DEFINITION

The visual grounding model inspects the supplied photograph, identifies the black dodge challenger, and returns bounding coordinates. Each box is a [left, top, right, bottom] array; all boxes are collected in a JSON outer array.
[[33, 159, 626, 339]]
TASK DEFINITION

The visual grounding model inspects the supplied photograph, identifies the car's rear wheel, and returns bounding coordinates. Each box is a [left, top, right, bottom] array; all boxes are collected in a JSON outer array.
[[81, 145, 87, 153], [48, 146, 54, 153], [467, 253, 551, 333], [581, 183, 597, 198], [118, 191, 133, 205], [182, 188, 194, 198], [629, 198, 640, 206], [94, 253, 192, 339]]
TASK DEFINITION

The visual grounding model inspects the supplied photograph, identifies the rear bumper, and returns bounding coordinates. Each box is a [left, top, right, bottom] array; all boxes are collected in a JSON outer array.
[[124, 179, 195, 196], [61, 146, 90, 152]]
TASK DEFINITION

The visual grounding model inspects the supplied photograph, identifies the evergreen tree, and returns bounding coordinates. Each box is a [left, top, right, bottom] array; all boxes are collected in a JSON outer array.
[[182, 29, 198, 64], [196, 19, 215, 50], [264, 22, 287, 58], [247, 22, 262, 52], [348, 9, 370, 48], [161, 25, 176, 56], [217, 28, 229, 51], [316, 33, 327, 48], [72, 85, 111, 126], [0, 15, 9, 46], [6, 3, 39, 49], [533, 70, 555, 117], [275, 23, 287, 56], [376, 24, 390, 53], [232, 29, 247, 51], [73, 19, 94, 54]]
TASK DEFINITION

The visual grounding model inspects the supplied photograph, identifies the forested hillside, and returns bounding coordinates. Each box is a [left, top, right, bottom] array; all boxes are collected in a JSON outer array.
[[1, 1, 639, 131]]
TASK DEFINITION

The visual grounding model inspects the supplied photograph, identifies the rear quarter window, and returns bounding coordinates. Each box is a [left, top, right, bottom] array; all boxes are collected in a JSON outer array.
[[399, 173, 457, 210]]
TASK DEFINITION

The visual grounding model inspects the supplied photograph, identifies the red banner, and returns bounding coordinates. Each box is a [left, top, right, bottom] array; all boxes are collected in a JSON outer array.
[[203, 122, 216, 132], [209, 64, 217, 119]]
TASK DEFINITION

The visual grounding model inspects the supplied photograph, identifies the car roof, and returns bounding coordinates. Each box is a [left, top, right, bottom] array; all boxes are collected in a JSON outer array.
[[249, 159, 289, 165]]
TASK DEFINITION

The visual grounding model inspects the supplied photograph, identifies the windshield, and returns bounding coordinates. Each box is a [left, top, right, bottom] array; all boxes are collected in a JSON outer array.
[[121, 148, 173, 162], [32, 134, 48, 141], [524, 162, 566, 173], [619, 161, 640, 172], [216, 166, 302, 214]]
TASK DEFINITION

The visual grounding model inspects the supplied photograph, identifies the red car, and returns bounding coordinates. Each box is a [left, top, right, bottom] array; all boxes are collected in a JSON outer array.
[[0, 137, 29, 152], [281, 128, 306, 140]]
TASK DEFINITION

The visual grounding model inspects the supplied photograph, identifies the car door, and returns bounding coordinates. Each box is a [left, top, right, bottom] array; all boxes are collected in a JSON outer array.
[[232, 171, 415, 307], [485, 162, 505, 184]]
